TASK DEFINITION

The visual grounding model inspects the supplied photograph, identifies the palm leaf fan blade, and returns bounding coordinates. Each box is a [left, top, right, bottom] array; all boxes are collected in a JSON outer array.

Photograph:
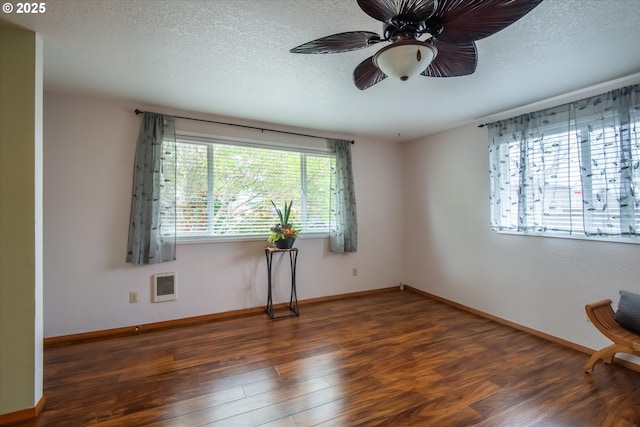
[[290, 31, 381, 54], [421, 41, 477, 78], [353, 56, 387, 90], [432, 0, 544, 44], [356, 0, 401, 23], [357, 0, 438, 23]]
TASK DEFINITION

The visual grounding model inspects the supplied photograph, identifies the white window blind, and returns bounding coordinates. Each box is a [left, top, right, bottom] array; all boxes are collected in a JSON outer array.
[[489, 84, 640, 242], [497, 129, 584, 232], [161, 136, 335, 239]]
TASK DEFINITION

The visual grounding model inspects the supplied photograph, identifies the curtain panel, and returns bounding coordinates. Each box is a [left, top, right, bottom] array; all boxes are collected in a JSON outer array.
[[126, 113, 177, 264], [488, 84, 640, 239], [329, 139, 358, 253]]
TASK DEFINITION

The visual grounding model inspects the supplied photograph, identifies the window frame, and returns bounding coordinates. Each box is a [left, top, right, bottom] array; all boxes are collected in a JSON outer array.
[[489, 112, 640, 245], [166, 133, 335, 244]]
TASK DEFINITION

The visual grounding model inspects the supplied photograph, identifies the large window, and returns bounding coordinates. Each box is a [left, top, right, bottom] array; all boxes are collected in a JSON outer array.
[[162, 136, 335, 241], [489, 84, 640, 242]]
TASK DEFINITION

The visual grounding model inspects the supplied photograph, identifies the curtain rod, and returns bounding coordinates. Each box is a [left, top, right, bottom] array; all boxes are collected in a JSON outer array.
[[134, 109, 354, 144]]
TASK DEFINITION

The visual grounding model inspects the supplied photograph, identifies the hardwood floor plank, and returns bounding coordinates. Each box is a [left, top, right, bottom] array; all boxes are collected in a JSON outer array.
[[256, 416, 298, 427], [89, 386, 247, 427], [205, 377, 378, 426], [473, 379, 607, 427], [359, 380, 499, 426], [403, 405, 485, 427], [12, 290, 640, 427], [242, 374, 331, 398], [313, 389, 430, 426], [273, 376, 386, 427]]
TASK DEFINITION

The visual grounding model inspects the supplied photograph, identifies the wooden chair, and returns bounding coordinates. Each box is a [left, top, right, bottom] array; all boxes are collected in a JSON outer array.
[[584, 299, 640, 372]]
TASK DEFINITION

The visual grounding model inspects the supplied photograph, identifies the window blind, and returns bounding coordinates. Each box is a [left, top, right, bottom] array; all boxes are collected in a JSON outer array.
[[161, 137, 334, 238], [489, 84, 640, 242]]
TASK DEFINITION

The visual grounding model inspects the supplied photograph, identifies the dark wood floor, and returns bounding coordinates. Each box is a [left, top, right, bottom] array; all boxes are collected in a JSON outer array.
[[12, 290, 640, 426]]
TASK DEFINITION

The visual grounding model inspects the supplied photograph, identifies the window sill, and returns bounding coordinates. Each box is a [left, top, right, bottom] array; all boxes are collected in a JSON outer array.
[[176, 233, 328, 245], [492, 229, 640, 245]]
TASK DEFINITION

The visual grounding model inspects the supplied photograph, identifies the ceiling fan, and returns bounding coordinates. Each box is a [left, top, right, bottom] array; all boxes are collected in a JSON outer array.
[[290, 0, 544, 90]]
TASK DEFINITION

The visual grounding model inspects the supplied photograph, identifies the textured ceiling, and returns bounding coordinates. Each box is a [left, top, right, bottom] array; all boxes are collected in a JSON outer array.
[[2, 0, 640, 142]]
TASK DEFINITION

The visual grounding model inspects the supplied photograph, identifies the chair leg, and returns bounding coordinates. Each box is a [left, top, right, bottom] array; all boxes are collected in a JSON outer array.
[[584, 344, 634, 373]]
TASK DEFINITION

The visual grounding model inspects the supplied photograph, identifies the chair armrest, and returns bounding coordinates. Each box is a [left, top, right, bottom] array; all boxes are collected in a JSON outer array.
[[586, 299, 613, 311]]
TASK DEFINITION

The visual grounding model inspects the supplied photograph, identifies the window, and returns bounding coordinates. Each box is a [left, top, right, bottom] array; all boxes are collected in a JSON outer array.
[[161, 135, 335, 241], [489, 84, 640, 243]]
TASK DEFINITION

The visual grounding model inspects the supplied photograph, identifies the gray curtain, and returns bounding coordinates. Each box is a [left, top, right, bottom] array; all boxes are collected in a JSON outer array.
[[126, 113, 177, 264], [488, 84, 639, 237], [329, 139, 358, 253]]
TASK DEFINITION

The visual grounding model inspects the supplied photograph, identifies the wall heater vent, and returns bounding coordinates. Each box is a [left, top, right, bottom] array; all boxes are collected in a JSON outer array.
[[152, 272, 177, 303]]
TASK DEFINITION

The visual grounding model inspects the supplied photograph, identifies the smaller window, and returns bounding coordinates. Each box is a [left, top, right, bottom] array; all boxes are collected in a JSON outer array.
[[488, 84, 640, 243]]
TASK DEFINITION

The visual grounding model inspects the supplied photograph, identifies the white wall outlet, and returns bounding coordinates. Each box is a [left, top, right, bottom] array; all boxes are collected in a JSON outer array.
[[129, 291, 138, 303], [352, 268, 358, 277]]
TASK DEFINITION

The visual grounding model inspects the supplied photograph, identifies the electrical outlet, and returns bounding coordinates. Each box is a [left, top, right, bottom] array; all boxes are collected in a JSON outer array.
[[129, 291, 138, 304], [352, 268, 358, 277]]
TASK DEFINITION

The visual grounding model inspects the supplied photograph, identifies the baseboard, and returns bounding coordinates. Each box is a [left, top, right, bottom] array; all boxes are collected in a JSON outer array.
[[44, 286, 398, 347], [405, 286, 640, 373], [0, 396, 46, 426], [44, 305, 267, 347]]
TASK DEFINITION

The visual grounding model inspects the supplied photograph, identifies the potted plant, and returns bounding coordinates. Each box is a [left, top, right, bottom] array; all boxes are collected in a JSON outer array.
[[267, 200, 300, 249]]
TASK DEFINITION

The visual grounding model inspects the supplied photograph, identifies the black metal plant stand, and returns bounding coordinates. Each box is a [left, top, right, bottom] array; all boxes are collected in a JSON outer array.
[[264, 246, 299, 319]]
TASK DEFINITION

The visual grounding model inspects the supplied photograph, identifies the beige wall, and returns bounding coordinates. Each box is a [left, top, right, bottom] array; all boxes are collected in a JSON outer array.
[[0, 25, 43, 415]]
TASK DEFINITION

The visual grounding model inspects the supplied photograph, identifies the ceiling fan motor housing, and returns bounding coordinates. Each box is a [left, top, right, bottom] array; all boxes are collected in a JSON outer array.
[[373, 41, 437, 81], [383, 20, 427, 42]]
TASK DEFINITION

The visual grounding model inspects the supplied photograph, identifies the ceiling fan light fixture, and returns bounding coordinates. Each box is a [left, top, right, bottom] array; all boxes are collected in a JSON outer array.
[[373, 41, 437, 81]]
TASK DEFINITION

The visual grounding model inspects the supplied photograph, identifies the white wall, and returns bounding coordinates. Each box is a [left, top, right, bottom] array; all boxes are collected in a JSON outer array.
[[43, 92, 405, 338], [403, 85, 640, 361]]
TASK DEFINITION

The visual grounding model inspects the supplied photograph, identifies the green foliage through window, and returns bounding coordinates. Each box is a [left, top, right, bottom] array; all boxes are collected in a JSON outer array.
[[161, 137, 335, 239]]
